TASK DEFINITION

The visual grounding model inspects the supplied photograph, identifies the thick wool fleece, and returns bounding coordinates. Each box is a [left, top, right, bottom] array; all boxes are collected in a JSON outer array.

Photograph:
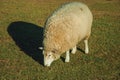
[[43, 2, 93, 55]]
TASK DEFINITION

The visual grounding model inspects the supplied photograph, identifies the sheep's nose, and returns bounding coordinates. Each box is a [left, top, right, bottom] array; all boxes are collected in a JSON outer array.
[[44, 63, 51, 67], [44, 64, 50, 67]]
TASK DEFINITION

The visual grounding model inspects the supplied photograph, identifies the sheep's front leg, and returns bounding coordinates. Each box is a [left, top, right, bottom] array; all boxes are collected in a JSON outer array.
[[65, 51, 70, 62], [71, 46, 77, 54], [84, 40, 89, 54]]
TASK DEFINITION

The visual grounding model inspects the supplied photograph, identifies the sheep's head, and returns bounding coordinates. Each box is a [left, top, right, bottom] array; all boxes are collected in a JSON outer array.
[[44, 50, 60, 66], [39, 47, 60, 67]]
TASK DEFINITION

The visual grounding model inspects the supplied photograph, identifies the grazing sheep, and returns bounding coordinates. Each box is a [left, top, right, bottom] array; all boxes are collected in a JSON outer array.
[[40, 2, 93, 66]]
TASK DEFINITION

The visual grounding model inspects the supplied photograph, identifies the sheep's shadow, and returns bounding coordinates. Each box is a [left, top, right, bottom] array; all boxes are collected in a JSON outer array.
[[7, 21, 44, 65]]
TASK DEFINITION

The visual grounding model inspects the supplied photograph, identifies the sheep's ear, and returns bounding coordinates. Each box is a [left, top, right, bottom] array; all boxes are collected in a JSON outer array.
[[38, 47, 43, 50]]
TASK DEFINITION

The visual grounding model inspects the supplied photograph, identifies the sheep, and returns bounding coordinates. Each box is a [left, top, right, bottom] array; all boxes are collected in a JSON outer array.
[[40, 2, 93, 67]]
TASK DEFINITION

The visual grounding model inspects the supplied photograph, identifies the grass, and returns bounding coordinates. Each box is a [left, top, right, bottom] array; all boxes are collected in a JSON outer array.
[[0, 0, 120, 80]]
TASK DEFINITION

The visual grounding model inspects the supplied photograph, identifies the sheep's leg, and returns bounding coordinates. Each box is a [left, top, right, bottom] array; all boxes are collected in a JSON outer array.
[[65, 51, 70, 62], [71, 46, 77, 54], [84, 40, 89, 54]]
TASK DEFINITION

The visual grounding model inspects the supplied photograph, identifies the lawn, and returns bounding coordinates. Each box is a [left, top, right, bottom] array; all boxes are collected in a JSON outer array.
[[0, 0, 120, 80]]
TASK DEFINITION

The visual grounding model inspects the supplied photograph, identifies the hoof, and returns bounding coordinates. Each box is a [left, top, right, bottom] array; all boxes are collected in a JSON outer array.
[[65, 59, 69, 62]]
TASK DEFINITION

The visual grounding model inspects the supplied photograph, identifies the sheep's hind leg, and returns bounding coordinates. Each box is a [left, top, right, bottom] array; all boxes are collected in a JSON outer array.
[[84, 40, 89, 54], [65, 51, 70, 62], [71, 46, 77, 54]]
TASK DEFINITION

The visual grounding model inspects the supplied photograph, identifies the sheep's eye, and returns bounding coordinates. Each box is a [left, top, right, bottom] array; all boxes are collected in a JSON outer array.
[[48, 54, 51, 57], [51, 49, 58, 53], [52, 50, 56, 53]]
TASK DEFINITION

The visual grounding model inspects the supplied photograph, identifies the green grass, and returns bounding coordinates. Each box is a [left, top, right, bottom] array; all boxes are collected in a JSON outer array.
[[0, 0, 120, 80]]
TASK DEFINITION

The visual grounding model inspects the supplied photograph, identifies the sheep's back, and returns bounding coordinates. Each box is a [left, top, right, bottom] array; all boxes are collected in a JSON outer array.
[[44, 2, 93, 52]]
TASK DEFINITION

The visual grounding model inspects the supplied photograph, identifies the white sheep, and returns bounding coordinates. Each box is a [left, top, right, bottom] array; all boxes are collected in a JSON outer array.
[[40, 2, 93, 66]]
